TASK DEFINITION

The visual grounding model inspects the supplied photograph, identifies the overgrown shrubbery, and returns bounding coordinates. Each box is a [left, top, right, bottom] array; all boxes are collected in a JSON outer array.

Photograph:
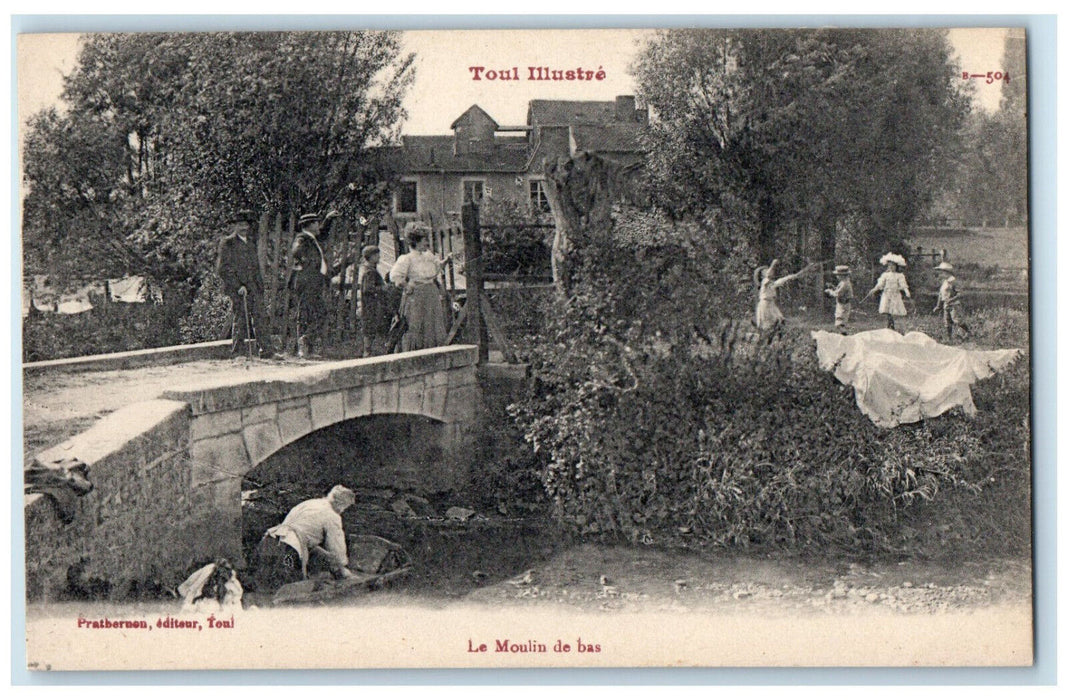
[[479, 197, 553, 279], [22, 287, 191, 362], [510, 206, 1030, 554], [179, 274, 233, 344], [484, 285, 553, 362]]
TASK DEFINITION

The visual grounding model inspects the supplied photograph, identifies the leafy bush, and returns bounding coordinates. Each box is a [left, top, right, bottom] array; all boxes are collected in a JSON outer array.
[[22, 286, 191, 361], [180, 274, 233, 344], [909, 306, 1028, 348], [478, 197, 553, 279], [510, 205, 1030, 554], [484, 285, 553, 362]]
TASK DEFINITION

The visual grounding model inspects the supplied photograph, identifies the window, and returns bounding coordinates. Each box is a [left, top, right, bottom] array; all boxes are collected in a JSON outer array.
[[529, 179, 551, 213], [396, 180, 418, 214], [462, 180, 484, 205]]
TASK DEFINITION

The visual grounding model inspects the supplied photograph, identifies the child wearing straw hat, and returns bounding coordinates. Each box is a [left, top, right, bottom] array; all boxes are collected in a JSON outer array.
[[932, 261, 971, 341], [863, 252, 911, 330], [824, 265, 854, 332]]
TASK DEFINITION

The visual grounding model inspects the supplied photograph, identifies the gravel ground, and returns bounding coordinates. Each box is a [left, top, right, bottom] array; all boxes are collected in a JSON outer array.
[[456, 544, 1032, 616]]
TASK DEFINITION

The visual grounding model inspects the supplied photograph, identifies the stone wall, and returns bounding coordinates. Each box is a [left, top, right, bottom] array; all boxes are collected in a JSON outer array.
[[25, 399, 203, 600]]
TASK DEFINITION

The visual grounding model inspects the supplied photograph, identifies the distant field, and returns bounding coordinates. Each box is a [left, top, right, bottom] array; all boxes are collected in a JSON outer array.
[[911, 226, 1029, 269]]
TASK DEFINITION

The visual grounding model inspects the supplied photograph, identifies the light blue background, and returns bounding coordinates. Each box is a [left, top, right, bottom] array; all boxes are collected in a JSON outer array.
[[10, 13, 1056, 686]]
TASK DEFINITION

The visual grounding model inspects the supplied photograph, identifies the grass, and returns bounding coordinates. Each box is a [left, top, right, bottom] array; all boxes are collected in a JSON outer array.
[[911, 226, 1028, 270]]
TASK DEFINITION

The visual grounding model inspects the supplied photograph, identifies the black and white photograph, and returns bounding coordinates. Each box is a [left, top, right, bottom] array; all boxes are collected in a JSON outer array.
[[16, 24, 1037, 670]]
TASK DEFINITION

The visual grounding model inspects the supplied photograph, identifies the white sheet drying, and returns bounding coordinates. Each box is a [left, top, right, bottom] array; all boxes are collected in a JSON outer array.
[[811, 329, 1021, 428]]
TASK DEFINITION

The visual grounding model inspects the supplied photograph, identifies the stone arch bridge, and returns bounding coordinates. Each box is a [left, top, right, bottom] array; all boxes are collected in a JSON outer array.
[[25, 345, 480, 599]]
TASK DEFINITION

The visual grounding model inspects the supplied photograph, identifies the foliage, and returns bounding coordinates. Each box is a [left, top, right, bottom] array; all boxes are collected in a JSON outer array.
[[23, 296, 189, 362], [928, 31, 1026, 228], [22, 32, 415, 297], [632, 28, 971, 262], [511, 200, 1028, 553], [516, 323, 1028, 552], [483, 286, 553, 362], [179, 274, 233, 344], [478, 197, 553, 278]]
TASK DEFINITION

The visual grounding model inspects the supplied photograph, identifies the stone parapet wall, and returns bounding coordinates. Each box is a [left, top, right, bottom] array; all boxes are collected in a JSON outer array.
[[25, 399, 196, 600], [23, 340, 231, 375]]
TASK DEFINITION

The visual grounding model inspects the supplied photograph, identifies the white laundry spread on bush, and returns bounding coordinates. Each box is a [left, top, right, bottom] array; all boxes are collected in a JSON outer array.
[[811, 329, 1021, 428]]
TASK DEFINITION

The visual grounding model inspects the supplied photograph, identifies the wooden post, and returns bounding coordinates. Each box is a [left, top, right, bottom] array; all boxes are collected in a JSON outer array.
[[445, 225, 456, 290], [385, 211, 404, 260], [335, 218, 351, 343], [461, 202, 488, 364], [267, 213, 282, 324], [280, 210, 296, 353]]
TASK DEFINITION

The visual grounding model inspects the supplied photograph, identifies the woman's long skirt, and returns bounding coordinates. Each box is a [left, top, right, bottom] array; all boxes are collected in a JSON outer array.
[[400, 282, 447, 351]]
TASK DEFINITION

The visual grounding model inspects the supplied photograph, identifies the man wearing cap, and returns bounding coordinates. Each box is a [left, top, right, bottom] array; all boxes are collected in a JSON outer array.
[[824, 265, 854, 332], [932, 261, 971, 341], [289, 213, 330, 358], [216, 210, 276, 358], [252, 485, 358, 590]]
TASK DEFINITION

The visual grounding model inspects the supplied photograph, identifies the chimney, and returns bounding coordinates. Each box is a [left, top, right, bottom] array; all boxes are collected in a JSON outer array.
[[615, 95, 637, 122]]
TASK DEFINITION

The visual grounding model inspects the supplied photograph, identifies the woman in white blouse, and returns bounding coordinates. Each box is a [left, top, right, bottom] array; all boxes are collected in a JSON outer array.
[[864, 253, 911, 330], [389, 223, 452, 351]]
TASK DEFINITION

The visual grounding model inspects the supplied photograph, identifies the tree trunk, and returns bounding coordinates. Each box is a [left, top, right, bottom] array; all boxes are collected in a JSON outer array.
[[542, 152, 633, 298], [540, 161, 573, 298]]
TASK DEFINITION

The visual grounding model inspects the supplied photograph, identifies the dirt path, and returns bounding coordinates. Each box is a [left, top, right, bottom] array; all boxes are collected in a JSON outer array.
[[32, 542, 1031, 619], [349, 543, 1032, 617]]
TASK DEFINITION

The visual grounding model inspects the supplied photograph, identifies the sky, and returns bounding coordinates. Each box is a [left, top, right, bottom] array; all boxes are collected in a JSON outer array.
[[17, 27, 1013, 139]]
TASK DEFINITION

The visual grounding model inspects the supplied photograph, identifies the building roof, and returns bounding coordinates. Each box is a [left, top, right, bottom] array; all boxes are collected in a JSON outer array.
[[398, 135, 529, 173], [528, 99, 618, 126], [449, 104, 499, 130], [570, 123, 645, 154]]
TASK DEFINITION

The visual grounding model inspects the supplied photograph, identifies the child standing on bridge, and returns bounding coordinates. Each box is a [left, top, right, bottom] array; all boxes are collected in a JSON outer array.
[[358, 246, 392, 357], [932, 261, 971, 341]]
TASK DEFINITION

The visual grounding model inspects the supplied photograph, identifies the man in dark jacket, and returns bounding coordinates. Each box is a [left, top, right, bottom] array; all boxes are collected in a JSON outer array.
[[289, 213, 329, 358], [216, 210, 276, 358]]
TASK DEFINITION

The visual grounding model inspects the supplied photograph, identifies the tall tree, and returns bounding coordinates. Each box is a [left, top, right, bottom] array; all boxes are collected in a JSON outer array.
[[633, 28, 970, 263], [927, 29, 1027, 228], [22, 31, 415, 293]]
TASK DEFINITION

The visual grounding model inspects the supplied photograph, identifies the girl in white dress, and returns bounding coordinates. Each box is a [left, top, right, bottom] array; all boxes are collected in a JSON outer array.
[[864, 253, 911, 330], [754, 259, 817, 331]]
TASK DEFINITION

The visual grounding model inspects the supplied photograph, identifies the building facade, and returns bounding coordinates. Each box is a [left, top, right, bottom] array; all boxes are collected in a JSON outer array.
[[389, 95, 646, 226]]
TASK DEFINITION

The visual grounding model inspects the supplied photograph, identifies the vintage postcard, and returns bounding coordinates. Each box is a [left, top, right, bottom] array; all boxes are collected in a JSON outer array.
[[17, 25, 1036, 670]]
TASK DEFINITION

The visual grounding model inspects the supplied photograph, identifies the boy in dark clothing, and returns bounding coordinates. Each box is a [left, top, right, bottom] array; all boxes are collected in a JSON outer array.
[[358, 246, 392, 356]]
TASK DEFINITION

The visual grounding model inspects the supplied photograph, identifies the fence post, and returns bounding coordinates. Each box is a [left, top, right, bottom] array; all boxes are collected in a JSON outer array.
[[335, 217, 351, 344], [461, 202, 488, 364], [280, 210, 296, 353], [267, 213, 282, 326]]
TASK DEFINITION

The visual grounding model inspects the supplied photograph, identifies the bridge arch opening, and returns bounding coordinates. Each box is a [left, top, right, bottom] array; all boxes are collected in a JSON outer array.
[[240, 412, 462, 565]]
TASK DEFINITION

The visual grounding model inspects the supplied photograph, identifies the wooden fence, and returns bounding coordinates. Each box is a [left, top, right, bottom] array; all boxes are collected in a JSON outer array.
[[249, 209, 475, 355]]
